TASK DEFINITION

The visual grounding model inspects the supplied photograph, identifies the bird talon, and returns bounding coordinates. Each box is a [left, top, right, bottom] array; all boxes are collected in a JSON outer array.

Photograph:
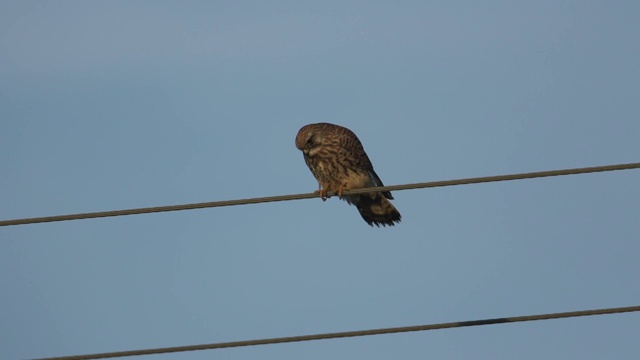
[[338, 183, 349, 199], [314, 189, 328, 201]]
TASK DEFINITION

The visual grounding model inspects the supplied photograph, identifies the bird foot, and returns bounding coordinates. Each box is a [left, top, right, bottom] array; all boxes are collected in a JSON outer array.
[[314, 189, 329, 201], [337, 183, 349, 199]]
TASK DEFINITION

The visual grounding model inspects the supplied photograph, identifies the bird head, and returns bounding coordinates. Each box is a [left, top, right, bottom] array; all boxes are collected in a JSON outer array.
[[295, 124, 323, 156]]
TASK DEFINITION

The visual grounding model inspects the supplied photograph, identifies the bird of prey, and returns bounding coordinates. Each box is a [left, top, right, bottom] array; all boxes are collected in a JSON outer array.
[[295, 122, 401, 227]]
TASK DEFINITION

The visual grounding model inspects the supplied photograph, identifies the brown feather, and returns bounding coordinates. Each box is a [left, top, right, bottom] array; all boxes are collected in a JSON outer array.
[[295, 123, 401, 227]]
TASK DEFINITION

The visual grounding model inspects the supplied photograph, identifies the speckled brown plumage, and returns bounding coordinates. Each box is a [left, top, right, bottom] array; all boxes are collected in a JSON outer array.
[[295, 122, 401, 227]]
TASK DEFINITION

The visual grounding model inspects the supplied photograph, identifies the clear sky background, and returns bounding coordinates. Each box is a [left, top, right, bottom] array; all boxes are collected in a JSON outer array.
[[1, 1, 639, 359]]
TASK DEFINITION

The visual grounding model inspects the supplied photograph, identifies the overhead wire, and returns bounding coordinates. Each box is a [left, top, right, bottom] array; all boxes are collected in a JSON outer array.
[[10, 163, 639, 359], [36, 304, 640, 360], [2, 162, 639, 227]]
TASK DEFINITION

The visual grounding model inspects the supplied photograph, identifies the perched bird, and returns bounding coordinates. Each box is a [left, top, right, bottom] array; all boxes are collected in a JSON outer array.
[[295, 122, 401, 227]]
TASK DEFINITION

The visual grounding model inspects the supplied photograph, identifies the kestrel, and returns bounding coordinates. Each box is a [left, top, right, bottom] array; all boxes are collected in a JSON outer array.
[[295, 122, 401, 227]]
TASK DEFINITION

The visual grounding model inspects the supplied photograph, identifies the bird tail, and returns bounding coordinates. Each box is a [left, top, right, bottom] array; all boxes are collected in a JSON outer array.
[[355, 194, 401, 227]]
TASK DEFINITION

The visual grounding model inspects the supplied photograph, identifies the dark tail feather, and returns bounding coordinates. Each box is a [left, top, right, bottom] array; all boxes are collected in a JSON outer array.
[[355, 194, 401, 227]]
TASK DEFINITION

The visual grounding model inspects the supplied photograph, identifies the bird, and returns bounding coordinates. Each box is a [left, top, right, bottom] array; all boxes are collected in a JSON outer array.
[[295, 122, 401, 227]]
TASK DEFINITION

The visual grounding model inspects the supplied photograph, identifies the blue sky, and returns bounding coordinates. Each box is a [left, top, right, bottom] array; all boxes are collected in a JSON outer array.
[[1, 1, 639, 359]]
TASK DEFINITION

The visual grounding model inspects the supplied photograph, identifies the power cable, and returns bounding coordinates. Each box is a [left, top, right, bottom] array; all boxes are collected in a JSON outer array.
[[36, 304, 640, 360], [2, 162, 639, 227]]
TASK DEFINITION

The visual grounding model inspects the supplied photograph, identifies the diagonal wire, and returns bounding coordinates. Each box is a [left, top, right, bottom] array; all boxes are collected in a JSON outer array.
[[2, 162, 639, 227], [35, 304, 640, 360]]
